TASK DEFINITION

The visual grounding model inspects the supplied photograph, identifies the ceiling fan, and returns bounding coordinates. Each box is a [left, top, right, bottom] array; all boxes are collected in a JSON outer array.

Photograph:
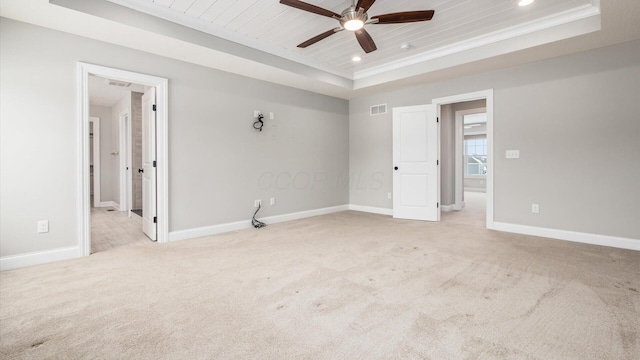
[[279, 0, 435, 54]]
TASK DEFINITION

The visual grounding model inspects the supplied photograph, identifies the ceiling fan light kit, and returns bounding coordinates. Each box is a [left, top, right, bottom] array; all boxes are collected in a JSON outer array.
[[341, 7, 367, 31], [280, 0, 435, 54]]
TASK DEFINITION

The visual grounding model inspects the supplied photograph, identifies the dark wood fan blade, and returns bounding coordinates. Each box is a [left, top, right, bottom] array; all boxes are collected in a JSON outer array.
[[298, 28, 341, 48], [355, 28, 377, 53], [371, 10, 435, 24], [280, 0, 341, 18], [356, 0, 377, 12]]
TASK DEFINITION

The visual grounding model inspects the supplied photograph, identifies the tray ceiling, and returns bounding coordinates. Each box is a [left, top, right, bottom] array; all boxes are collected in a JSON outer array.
[[107, 0, 599, 78], [3, 0, 621, 98]]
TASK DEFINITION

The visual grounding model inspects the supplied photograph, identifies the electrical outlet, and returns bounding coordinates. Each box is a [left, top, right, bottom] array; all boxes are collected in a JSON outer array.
[[37, 220, 49, 233], [387, 192, 392, 199], [254, 110, 261, 118], [254, 199, 262, 208], [531, 204, 540, 214], [270, 197, 275, 206]]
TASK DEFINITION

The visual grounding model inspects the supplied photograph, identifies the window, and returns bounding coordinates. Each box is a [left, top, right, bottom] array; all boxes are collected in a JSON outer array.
[[465, 138, 487, 176]]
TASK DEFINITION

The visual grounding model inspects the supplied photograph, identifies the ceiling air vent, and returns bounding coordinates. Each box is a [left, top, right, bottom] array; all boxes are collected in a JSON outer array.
[[370, 104, 387, 116], [104, 78, 131, 88]]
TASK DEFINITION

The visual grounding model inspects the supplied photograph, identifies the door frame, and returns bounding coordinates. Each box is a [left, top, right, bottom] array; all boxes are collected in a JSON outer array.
[[118, 111, 133, 217], [432, 89, 494, 228], [89, 117, 101, 208], [454, 107, 486, 211], [78, 62, 169, 256]]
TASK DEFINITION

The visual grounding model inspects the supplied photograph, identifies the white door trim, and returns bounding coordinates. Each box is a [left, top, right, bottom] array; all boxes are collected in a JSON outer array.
[[118, 111, 133, 217], [432, 89, 494, 228], [89, 117, 100, 208], [78, 62, 169, 257], [454, 107, 486, 211]]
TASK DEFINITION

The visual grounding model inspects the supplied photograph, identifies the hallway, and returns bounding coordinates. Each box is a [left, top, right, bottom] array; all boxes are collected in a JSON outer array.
[[91, 206, 151, 254], [441, 191, 486, 227]]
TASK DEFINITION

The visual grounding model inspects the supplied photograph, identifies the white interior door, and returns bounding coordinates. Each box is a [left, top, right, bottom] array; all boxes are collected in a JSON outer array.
[[142, 88, 157, 241], [393, 104, 440, 221]]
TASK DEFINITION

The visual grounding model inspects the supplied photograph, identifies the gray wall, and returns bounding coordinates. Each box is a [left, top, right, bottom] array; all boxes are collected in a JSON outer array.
[[0, 18, 349, 257], [464, 178, 486, 192], [350, 40, 640, 240], [440, 104, 455, 206], [109, 92, 131, 205], [89, 104, 118, 202], [131, 92, 143, 210]]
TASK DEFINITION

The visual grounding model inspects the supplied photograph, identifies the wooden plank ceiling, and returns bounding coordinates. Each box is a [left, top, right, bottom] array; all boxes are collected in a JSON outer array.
[[108, 0, 594, 74]]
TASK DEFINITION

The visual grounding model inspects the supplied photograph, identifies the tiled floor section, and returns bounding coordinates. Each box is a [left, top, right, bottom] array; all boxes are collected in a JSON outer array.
[[90, 206, 152, 254]]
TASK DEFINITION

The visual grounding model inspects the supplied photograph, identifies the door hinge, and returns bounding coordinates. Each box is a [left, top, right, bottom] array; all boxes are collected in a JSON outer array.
[[437, 117, 439, 123], [153, 160, 157, 167], [437, 202, 439, 208], [153, 216, 157, 223], [152, 104, 157, 112], [437, 160, 439, 165]]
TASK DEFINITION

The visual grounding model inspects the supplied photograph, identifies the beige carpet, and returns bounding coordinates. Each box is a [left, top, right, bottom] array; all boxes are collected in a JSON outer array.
[[1, 210, 639, 359]]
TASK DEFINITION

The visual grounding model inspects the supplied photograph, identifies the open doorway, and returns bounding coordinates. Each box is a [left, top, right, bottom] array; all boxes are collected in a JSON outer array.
[[87, 75, 149, 253], [456, 109, 488, 227], [433, 90, 494, 229], [78, 63, 169, 257]]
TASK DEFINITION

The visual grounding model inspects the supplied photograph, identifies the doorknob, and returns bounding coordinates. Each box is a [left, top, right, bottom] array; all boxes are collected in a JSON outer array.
[[138, 168, 144, 173], [394, 166, 399, 170]]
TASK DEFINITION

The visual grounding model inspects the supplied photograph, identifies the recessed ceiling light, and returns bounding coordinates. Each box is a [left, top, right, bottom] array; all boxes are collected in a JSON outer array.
[[400, 43, 411, 50], [352, 56, 362, 62], [518, 0, 534, 6]]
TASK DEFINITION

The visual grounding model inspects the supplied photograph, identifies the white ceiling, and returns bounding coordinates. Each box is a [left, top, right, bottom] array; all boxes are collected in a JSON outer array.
[[89, 75, 146, 107], [107, 0, 598, 77], [1, 0, 639, 99]]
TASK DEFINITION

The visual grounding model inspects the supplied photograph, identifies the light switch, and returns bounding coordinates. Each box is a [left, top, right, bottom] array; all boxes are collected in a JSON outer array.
[[269, 112, 274, 120], [506, 150, 520, 159]]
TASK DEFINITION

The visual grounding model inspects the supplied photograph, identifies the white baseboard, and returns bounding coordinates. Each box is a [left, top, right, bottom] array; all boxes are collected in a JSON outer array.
[[441, 204, 455, 212], [0, 246, 80, 271], [169, 205, 349, 242], [98, 201, 120, 210], [492, 222, 640, 251], [465, 188, 486, 193], [348, 204, 393, 216]]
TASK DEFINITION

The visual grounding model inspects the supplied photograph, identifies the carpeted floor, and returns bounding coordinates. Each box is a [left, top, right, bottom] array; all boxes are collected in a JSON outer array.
[[1, 206, 639, 359]]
